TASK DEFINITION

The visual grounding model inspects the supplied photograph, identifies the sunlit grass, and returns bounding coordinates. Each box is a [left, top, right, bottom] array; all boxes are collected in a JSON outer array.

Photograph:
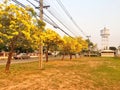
[[0, 57, 120, 89]]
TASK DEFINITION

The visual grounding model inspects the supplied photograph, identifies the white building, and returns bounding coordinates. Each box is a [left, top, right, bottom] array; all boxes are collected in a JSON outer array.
[[100, 27, 110, 50], [100, 27, 115, 57], [100, 50, 115, 57]]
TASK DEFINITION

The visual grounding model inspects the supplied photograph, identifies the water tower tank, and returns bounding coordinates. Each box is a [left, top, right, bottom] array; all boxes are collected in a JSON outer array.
[[101, 27, 110, 38], [100, 27, 110, 50]]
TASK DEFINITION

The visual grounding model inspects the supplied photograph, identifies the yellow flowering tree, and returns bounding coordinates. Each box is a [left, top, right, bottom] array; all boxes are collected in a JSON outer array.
[[0, 2, 45, 72], [76, 36, 88, 51], [60, 36, 87, 60], [43, 29, 63, 62]]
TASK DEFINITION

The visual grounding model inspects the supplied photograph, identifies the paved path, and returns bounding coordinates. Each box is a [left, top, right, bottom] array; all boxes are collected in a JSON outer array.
[[0, 57, 39, 65], [0, 56, 64, 65]]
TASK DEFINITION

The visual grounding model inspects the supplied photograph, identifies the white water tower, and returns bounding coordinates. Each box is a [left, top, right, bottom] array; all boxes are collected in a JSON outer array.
[[100, 27, 110, 50]]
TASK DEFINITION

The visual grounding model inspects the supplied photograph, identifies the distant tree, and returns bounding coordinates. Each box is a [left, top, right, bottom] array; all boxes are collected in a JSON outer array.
[[59, 36, 87, 60], [0, 43, 8, 52], [86, 39, 93, 48], [85, 39, 96, 56], [76, 37, 88, 52], [118, 46, 120, 50], [15, 46, 34, 53], [109, 47, 117, 51]]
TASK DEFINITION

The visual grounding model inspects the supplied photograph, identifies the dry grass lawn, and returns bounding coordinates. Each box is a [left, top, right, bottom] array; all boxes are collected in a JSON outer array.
[[0, 57, 120, 90]]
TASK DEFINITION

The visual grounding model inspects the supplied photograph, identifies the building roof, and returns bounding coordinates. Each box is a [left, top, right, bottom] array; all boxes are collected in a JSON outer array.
[[101, 50, 114, 53]]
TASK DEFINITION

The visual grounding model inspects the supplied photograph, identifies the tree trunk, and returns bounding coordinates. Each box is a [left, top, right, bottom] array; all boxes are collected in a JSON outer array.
[[70, 54, 72, 60], [75, 54, 77, 59], [61, 53, 65, 60], [45, 47, 49, 62], [88, 51, 90, 57], [5, 47, 14, 73]]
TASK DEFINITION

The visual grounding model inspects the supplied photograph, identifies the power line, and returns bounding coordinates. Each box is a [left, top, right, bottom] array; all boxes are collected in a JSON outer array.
[[26, 0, 37, 8], [44, 13, 58, 26], [45, 0, 86, 37], [43, 14, 73, 38], [43, 18, 73, 38], [26, 0, 57, 26], [46, 10, 77, 36], [11, 0, 73, 38], [27, 0, 77, 36], [56, 0, 88, 37], [44, 1, 79, 36], [12, 0, 26, 8], [37, 14, 73, 38], [33, 0, 39, 3]]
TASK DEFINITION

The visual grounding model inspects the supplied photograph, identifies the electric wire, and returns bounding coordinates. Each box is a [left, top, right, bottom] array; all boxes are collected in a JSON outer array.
[[11, 0, 73, 38], [44, 0, 81, 36], [28, 0, 74, 37], [12, 0, 26, 8], [56, 0, 87, 37], [28, 0, 77, 36], [46, 10, 77, 36]]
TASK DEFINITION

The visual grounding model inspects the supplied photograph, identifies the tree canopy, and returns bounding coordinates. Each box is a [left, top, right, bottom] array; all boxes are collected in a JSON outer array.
[[0, 2, 45, 72], [43, 29, 63, 62], [59, 36, 88, 60]]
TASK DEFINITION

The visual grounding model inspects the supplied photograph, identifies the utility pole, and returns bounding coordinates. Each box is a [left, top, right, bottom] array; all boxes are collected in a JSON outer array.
[[39, 0, 50, 69], [86, 35, 91, 57], [39, 0, 43, 69]]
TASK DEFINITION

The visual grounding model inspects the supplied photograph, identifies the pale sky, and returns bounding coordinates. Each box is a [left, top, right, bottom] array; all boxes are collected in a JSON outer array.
[[1, 0, 120, 49], [60, 0, 120, 48]]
